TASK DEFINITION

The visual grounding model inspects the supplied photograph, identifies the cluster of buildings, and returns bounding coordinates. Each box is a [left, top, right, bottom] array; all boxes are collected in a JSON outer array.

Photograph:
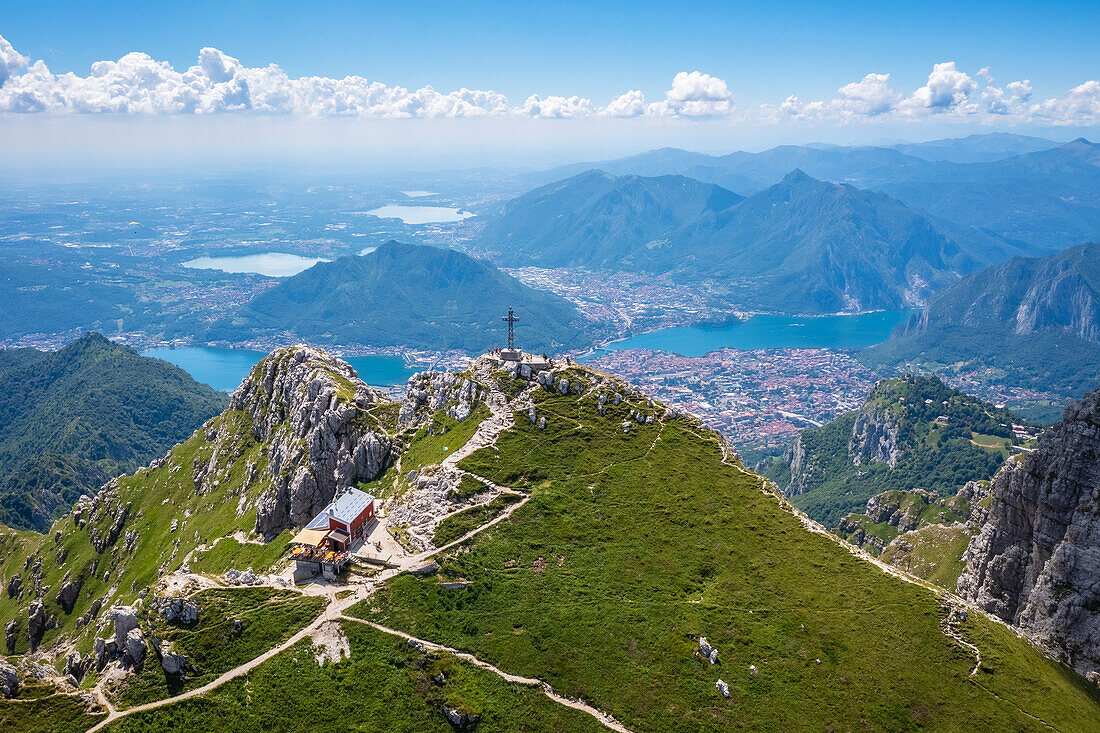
[[586, 347, 877, 449]]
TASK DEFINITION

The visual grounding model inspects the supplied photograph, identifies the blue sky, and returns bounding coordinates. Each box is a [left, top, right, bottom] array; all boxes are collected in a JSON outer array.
[[1, 1, 1097, 170]]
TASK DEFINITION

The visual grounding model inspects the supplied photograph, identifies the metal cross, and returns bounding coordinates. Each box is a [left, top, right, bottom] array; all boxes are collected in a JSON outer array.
[[502, 306, 519, 349]]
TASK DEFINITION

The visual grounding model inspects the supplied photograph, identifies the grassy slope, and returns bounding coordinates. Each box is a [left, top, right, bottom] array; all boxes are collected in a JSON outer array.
[[113, 589, 325, 708], [0, 408, 274, 655], [879, 524, 973, 590], [350, 389, 1100, 731], [432, 494, 523, 547], [0, 693, 106, 733], [190, 532, 293, 576], [399, 403, 491, 476], [104, 620, 605, 733]]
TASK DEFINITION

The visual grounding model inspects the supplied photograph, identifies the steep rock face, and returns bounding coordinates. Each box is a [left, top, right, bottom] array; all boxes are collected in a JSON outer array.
[[784, 435, 809, 496], [849, 408, 902, 467], [957, 385, 1100, 677], [228, 347, 394, 536]]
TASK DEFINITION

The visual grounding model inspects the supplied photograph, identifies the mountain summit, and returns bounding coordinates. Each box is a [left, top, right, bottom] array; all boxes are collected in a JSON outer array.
[[2, 346, 1098, 729], [212, 241, 594, 353]]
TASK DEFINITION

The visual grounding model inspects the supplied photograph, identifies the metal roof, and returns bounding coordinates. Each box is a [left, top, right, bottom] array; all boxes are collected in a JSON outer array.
[[305, 488, 376, 532]]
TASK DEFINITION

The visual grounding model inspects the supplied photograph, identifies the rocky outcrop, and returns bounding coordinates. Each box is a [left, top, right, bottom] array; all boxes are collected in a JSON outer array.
[[398, 370, 483, 429], [0, 661, 17, 698], [55, 573, 83, 615], [7, 574, 22, 599], [4, 620, 16, 653], [64, 652, 87, 683], [957, 384, 1100, 677], [849, 408, 902, 467], [228, 347, 394, 536], [27, 600, 45, 653], [152, 595, 199, 625]]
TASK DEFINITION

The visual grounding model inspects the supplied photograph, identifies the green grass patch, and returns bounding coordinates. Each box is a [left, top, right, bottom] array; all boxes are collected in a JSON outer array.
[[190, 531, 292, 575], [112, 588, 324, 708], [104, 620, 604, 732], [880, 524, 974, 590], [401, 403, 490, 475], [432, 494, 524, 547], [0, 693, 106, 733]]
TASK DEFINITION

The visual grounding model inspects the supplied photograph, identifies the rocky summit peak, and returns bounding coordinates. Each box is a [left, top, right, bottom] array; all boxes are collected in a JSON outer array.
[[227, 346, 394, 537]]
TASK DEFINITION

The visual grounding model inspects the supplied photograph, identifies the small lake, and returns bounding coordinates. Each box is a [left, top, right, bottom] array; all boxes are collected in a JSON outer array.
[[401, 190, 436, 198], [181, 252, 329, 277], [585, 310, 915, 358], [142, 347, 419, 392], [363, 205, 476, 224]]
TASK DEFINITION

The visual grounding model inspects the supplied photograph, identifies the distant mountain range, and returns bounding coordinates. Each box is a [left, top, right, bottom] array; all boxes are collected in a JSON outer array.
[[520, 135, 1100, 254], [483, 168, 1022, 313], [861, 242, 1100, 411], [210, 241, 593, 353], [0, 333, 226, 531]]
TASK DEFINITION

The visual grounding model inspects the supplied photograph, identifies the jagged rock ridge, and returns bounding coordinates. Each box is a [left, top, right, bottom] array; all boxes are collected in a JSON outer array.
[[957, 383, 1100, 679], [229, 346, 395, 536]]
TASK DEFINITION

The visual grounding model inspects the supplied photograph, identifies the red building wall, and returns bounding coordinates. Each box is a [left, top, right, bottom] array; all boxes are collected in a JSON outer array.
[[348, 501, 375, 538]]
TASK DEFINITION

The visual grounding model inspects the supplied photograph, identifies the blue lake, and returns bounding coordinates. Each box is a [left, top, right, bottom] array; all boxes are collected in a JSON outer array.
[[584, 310, 915, 359], [142, 347, 419, 392]]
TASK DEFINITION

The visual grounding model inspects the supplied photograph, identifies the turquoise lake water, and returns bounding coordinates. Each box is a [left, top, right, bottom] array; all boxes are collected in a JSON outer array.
[[142, 347, 418, 392], [584, 310, 915, 359]]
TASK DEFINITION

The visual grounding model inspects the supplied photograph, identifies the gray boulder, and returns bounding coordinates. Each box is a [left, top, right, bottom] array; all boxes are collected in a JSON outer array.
[[27, 600, 45, 653], [64, 652, 87, 682], [55, 574, 83, 615], [0, 661, 17, 699], [124, 627, 146, 669], [161, 650, 186, 676], [4, 620, 16, 654]]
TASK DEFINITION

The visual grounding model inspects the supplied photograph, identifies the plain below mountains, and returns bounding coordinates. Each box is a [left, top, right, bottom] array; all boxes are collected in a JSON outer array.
[[209, 240, 594, 353], [482, 168, 1020, 313], [0, 333, 226, 531], [862, 242, 1100, 414]]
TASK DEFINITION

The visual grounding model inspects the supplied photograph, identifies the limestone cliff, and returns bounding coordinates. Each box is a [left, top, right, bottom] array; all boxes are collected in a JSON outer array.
[[228, 346, 394, 536], [848, 407, 902, 467], [957, 384, 1100, 679]]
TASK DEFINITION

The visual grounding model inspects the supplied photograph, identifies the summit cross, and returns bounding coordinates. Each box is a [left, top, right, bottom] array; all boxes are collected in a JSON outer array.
[[502, 306, 519, 350]]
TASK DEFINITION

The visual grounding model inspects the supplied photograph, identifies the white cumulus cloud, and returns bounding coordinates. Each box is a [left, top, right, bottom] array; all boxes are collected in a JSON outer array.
[[902, 61, 978, 112], [0, 36, 1098, 127], [602, 89, 647, 117], [0, 35, 28, 88], [647, 71, 733, 117], [518, 94, 595, 118]]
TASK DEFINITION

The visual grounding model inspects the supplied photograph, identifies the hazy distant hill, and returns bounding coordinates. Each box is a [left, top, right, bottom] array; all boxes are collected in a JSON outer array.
[[480, 170, 742, 268], [214, 241, 593, 353], [0, 333, 226, 531], [887, 133, 1059, 163], [486, 168, 1019, 313], [862, 242, 1100, 408], [877, 139, 1100, 252]]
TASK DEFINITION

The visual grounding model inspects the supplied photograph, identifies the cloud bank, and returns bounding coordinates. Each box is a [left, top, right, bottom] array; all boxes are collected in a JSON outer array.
[[0, 35, 1096, 125]]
